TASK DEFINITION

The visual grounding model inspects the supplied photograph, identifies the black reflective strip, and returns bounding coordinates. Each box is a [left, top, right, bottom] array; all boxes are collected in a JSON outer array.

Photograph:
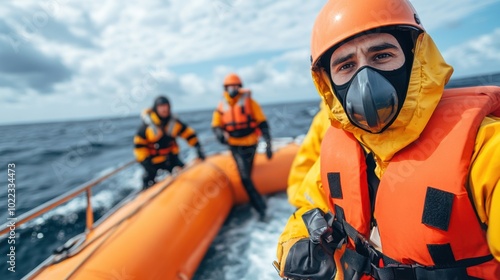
[[176, 122, 187, 136], [327, 172, 342, 199], [134, 144, 148, 148], [422, 187, 454, 231], [186, 134, 197, 141], [136, 125, 147, 138], [427, 244, 455, 266]]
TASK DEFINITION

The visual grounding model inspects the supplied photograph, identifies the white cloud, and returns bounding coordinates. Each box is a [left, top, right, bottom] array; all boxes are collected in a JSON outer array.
[[0, 0, 499, 124], [443, 28, 500, 77], [411, 0, 499, 30]]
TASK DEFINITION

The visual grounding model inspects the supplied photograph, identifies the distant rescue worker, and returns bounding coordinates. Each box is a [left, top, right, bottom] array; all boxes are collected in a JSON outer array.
[[211, 73, 272, 218], [134, 96, 205, 189]]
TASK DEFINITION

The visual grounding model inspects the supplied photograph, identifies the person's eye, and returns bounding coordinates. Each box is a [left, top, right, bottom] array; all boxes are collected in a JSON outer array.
[[338, 62, 354, 72], [374, 53, 392, 61]]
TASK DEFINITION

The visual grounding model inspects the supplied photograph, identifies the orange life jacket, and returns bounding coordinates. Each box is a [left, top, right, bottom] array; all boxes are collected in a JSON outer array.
[[217, 93, 258, 138], [320, 86, 500, 279]]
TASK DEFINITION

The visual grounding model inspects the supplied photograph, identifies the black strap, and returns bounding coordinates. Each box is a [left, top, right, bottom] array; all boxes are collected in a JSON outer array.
[[334, 205, 365, 246], [341, 248, 371, 274], [372, 259, 490, 280], [333, 205, 493, 280], [365, 152, 380, 228], [341, 244, 492, 280]]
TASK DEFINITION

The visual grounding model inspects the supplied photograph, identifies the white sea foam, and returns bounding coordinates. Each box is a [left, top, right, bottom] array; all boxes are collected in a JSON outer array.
[[199, 193, 294, 280], [19, 165, 145, 231]]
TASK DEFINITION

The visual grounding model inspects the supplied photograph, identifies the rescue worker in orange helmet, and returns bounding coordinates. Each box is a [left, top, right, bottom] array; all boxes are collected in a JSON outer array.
[[212, 73, 272, 218], [134, 96, 205, 189], [275, 0, 500, 279]]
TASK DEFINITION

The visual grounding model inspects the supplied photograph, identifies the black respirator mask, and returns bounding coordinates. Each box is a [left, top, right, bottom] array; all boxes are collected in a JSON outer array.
[[328, 29, 416, 133], [228, 88, 239, 98], [332, 65, 408, 133]]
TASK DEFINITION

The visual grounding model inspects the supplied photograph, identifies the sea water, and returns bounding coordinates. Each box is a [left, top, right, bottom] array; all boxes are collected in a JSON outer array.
[[1, 72, 499, 280], [0, 100, 318, 279]]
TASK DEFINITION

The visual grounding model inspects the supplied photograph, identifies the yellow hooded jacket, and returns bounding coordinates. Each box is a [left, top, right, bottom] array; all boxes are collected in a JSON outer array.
[[287, 103, 330, 202], [276, 33, 500, 277]]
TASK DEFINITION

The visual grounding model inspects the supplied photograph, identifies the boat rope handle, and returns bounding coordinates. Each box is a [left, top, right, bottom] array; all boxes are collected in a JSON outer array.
[[63, 225, 120, 280]]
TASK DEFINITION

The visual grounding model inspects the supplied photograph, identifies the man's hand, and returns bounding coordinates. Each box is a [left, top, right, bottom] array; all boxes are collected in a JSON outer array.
[[275, 208, 338, 280], [266, 142, 273, 160], [213, 127, 227, 144], [197, 146, 206, 161]]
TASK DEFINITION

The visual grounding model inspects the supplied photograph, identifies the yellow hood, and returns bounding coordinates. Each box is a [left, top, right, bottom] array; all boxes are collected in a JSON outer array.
[[312, 33, 453, 173]]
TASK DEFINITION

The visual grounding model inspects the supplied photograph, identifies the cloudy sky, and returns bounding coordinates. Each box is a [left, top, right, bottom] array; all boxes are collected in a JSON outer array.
[[1, 0, 499, 125]]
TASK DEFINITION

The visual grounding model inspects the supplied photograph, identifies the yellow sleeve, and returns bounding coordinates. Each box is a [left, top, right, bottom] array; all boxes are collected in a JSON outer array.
[[171, 119, 200, 147], [133, 130, 150, 162], [276, 160, 331, 273], [250, 99, 267, 124], [211, 110, 221, 127], [287, 106, 330, 200], [469, 116, 500, 261]]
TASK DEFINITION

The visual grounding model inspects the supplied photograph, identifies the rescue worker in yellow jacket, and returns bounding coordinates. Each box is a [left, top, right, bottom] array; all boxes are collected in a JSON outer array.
[[275, 0, 500, 279], [287, 102, 330, 203], [212, 73, 272, 218], [134, 96, 205, 189]]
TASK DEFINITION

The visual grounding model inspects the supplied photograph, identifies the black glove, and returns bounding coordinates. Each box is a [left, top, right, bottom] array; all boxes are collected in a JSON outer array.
[[265, 142, 273, 160], [212, 127, 227, 144], [282, 208, 338, 280], [196, 146, 206, 160], [283, 238, 336, 280], [259, 121, 272, 160]]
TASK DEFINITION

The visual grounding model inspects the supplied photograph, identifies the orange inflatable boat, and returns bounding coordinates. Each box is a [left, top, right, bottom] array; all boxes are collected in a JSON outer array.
[[19, 141, 298, 279]]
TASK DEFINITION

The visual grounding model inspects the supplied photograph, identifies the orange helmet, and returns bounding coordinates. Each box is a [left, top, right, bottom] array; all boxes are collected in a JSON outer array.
[[223, 73, 243, 87], [310, 0, 424, 68]]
